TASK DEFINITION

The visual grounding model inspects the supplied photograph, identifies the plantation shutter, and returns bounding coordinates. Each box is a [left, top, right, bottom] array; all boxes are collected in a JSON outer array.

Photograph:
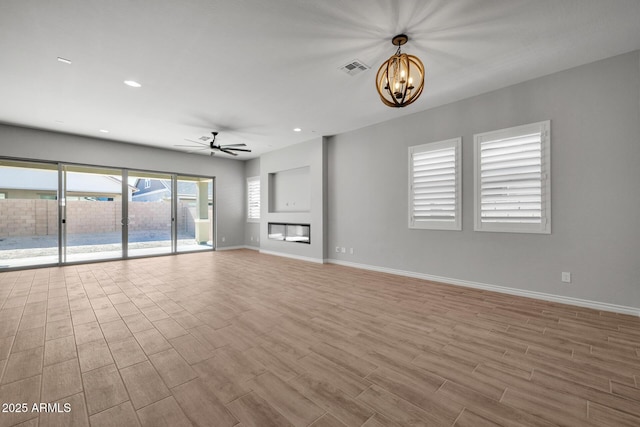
[[475, 121, 550, 233], [409, 138, 461, 230], [247, 177, 260, 220]]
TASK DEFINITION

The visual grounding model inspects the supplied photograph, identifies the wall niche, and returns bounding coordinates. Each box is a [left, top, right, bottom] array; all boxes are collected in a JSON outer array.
[[268, 166, 310, 213]]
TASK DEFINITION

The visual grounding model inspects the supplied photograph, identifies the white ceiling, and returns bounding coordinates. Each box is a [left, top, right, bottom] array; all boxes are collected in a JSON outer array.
[[1, 0, 639, 160]]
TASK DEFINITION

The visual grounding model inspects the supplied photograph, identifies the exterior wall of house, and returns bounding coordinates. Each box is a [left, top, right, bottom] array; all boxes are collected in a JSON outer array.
[[132, 179, 170, 200], [0, 189, 58, 199]]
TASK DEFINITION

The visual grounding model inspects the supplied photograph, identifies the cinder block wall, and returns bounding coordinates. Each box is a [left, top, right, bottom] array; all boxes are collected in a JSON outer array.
[[0, 200, 211, 237], [0, 200, 57, 236], [0, 199, 218, 238]]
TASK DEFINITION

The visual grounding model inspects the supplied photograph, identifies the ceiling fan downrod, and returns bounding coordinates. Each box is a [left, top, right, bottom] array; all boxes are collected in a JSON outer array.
[[210, 131, 218, 148]]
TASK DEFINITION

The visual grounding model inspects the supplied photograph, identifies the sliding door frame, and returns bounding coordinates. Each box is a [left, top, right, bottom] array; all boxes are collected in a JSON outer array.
[[0, 156, 217, 271], [122, 169, 129, 259], [175, 173, 215, 253], [171, 174, 178, 254], [57, 162, 65, 265]]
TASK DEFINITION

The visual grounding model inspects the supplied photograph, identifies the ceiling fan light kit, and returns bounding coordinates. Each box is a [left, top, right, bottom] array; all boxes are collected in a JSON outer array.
[[376, 34, 425, 108]]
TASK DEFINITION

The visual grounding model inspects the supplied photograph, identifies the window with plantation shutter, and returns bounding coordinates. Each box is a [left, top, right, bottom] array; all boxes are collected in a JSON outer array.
[[409, 138, 461, 230], [474, 121, 551, 234], [247, 176, 260, 222]]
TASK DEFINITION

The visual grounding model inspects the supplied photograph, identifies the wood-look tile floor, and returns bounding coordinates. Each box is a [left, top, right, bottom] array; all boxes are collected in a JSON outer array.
[[1, 249, 639, 426]]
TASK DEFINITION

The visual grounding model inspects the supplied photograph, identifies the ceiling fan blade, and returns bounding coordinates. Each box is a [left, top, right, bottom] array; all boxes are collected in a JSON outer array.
[[174, 144, 203, 147], [219, 148, 238, 156], [186, 148, 211, 153], [225, 147, 252, 152], [220, 143, 247, 147], [184, 139, 209, 146]]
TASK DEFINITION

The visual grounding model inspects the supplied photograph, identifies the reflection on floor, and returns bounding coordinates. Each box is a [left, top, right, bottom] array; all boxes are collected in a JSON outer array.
[[0, 231, 211, 269]]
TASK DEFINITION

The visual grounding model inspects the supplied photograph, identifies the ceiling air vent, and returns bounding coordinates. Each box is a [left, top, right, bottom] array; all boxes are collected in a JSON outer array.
[[339, 59, 370, 76], [198, 136, 211, 141]]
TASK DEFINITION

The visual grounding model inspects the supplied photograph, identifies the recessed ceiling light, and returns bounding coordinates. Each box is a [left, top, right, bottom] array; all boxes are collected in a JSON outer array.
[[57, 57, 72, 64], [293, 128, 302, 132], [124, 80, 141, 88], [99, 129, 109, 133]]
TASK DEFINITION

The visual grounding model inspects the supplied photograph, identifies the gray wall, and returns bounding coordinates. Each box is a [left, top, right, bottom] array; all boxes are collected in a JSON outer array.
[[260, 137, 325, 261], [270, 166, 311, 213], [0, 124, 245, 248], [244, 157, 260, 248], [328, 51, 640, 308]]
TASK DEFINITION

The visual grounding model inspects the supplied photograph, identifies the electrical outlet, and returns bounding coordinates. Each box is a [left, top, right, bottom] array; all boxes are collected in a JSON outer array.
[[250, 236, 254, 241], [349, 248, 354, 254], [221, 236, 225, 242], [561, 272, 571, 283], [335, 246, 340, 253], [341, 247, 346, 253]]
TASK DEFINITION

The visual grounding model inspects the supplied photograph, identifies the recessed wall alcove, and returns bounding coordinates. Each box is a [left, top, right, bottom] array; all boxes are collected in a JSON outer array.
[[268, 166, 310, 213], [260, 137, 326, 262]]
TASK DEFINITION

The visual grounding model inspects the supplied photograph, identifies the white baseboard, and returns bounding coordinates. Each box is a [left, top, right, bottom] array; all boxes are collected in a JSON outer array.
[[327, 259, 640, 317], [216, 245, 260, 251], [259, 249, 325, 264]]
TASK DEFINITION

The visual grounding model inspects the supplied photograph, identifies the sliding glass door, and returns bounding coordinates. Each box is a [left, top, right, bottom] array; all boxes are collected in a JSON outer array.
[[176, 175, 213, 252], [0, 158, 215, 270], [126, 170, 174, 257], [62, 165, 123, 263], [0, 160, 59, 268]]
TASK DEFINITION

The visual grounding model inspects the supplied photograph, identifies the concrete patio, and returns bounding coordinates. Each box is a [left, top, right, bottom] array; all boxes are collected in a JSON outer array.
[[0, 230, 212, 268]]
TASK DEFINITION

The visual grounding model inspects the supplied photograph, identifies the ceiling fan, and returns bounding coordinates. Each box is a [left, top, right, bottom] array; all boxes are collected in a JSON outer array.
[[175, 132, 251, 156]]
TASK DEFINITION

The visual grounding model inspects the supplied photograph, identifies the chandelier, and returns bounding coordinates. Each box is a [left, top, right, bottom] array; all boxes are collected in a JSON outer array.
[[375, 34, 425, 108]]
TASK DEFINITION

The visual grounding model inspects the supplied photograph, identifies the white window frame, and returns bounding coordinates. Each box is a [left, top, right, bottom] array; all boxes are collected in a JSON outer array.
[[246, 176, 260, 222], [473, 120, 551, 234], [408, 137, 462, 231]]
